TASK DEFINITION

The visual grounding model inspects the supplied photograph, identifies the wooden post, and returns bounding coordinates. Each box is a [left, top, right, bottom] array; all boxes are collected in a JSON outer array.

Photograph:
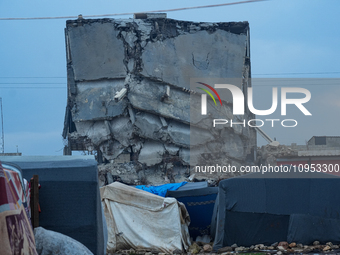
[[30, 175, 39, 228]]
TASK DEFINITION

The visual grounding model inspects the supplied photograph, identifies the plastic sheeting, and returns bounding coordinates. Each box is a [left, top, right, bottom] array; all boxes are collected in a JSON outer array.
[[166, 186, 218, 239], [213, 171, 340, 249], [135, 182, 187, 197], [101, 182, 191, 253]]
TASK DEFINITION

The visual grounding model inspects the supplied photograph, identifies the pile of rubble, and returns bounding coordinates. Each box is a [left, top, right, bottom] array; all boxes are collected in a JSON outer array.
[[113, 241, 340, 255], [212, 241, 340, 254], [257, 144, 298, 166]]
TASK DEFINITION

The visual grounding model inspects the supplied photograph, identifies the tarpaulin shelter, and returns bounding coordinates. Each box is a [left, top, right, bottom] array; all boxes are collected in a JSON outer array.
[[0, 162, 38, 255], [166, 183, 218, 240], [101, 182, 191, 253], [0, 155, 106, 255], [212, 170, 340, 250]]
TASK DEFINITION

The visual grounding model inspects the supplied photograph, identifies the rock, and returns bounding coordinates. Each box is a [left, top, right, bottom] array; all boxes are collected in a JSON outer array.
[[249, 245, 255, 250], [34, 227, 93, 255], [277, 251, 282, 255], [278, 241, 289, 249], [217, 247, 233, 253], [231, 244, 238, 248], [289, 242, 296, 248], [255, 244, 264, 249], [313, 241, 320, 246], [254, 247, 259, 251], [203, 244, 212, 252], [304, 247, 314, 253], [234, 247, 245, 252], [326, 242, 333, 247], [332, 245, 339, 249], [277, 246, 285, 251], [323, 246, 331, 251], [145, 252, 153, 255], [189, 243, 201, 254], [271, 242, 278, 247], [297, 243, 304, 248], [267, 246, 274, 250]]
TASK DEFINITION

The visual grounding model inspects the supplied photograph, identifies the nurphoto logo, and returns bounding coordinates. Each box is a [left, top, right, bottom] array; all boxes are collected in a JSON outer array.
[[197, 82, 312, 128]]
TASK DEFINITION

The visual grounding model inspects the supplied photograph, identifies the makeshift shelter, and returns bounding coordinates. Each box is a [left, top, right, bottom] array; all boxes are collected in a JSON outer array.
[[0, 155, 106, 255], [0, 162, 38, 255], [212, 171, 340, 250], [166, 183, 218, 240], [101, 182, 191, 253]]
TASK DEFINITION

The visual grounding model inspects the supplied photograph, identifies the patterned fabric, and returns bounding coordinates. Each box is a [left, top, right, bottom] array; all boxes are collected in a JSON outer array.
[[0, 162, 38, 255]]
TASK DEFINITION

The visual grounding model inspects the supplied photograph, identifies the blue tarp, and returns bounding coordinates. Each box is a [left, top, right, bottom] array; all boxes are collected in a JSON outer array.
[[135, 182, 187, 197]]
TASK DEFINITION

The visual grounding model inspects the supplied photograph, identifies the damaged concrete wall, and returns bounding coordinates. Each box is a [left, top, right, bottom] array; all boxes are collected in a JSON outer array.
[[63, 15, 256, 185]]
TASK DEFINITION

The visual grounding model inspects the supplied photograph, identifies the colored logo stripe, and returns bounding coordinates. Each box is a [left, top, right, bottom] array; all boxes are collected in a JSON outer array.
[[197, 82, 223, 106], [197, 87, 217, 105]]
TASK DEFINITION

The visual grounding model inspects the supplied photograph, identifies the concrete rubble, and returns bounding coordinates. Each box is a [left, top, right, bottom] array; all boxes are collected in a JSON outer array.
[[111, 240, 340, 255], [63, 14, 256, 184], [257, 144, 298, 166]]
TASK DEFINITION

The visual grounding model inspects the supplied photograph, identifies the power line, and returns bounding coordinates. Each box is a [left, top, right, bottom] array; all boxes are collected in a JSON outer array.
[[0, 0, 266, 21], [0, 87, 64, 89], [0, 82, 65, 84], [0, 71, 339, 79], [253, 72, 340, 76], [0, 77, 66, 79]]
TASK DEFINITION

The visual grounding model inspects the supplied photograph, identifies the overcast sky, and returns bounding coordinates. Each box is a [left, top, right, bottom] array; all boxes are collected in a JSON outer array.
[[0, 0, 339, 155]]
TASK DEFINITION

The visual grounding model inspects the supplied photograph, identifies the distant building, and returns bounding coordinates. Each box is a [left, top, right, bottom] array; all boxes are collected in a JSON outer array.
[[277, 136, 340, 175], [0, 153, 22, 156]]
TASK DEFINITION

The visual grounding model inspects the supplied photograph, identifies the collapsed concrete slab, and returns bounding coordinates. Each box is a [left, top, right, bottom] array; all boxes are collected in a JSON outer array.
[[63, 15, 256, 184]]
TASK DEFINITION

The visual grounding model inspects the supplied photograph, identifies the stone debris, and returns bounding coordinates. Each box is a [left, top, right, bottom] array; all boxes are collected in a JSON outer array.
[[104, 240, 340, 255], [278, 241, 289, 250], [257, 144, 298, 166], [203, 244, 212, 252], [62, 15, 255, 185], [288, 242, 296, 248], [189, 243, 201, 254]]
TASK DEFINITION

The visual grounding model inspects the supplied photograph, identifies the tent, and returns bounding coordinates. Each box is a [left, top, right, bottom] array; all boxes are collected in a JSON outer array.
[[0, 162, 38, 255], [101, 182, 191, 253], [0, 155, 106, 255], [166, 183, 218, 240], [212, 171, 340, 250]]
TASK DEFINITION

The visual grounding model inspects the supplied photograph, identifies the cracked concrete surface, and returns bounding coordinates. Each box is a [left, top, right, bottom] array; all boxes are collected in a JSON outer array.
[[63, 15, 255, 185]]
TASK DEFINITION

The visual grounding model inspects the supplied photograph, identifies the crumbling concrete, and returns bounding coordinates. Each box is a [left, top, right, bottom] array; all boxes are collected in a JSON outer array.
[[257, 144, 298, 166], [63, 16, 255, 184]]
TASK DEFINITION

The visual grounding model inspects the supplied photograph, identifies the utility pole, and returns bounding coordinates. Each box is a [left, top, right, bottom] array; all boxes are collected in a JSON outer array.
[[0, 98, 4, 154]]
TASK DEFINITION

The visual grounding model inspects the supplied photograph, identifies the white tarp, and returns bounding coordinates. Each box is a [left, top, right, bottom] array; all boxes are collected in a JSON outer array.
[[100, 182, 191, 253]]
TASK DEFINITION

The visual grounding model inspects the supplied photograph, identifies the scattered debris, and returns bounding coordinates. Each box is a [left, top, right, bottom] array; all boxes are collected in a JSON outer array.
[[257, 144, 298, 166]]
